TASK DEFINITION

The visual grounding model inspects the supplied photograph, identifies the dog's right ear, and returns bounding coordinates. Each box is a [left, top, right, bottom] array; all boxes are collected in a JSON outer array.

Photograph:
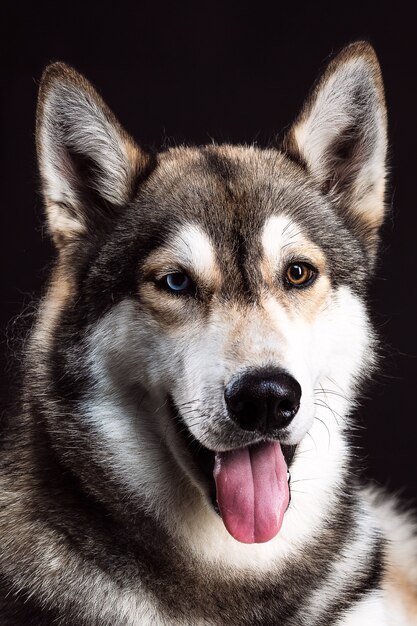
[[36, 63, 153, 249]]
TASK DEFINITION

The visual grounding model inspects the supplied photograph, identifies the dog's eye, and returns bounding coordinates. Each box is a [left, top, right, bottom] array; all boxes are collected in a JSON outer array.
[[285, 262, 317, 288], [162, 272, 194, 295]]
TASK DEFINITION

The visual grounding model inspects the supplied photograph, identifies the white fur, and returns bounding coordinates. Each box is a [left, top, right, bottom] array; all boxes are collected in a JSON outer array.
[[337, 592, 389, 626], [261, 213, 294, 265], [165, 223, 218, 279], [338, 586, 417, 626]]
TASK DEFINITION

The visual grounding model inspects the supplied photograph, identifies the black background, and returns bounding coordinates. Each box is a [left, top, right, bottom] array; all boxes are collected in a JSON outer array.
[[1, 2, 416, 501]]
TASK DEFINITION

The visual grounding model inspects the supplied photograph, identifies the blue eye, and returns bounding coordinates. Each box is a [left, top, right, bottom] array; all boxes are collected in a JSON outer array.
[[164, 272, 192, 294]]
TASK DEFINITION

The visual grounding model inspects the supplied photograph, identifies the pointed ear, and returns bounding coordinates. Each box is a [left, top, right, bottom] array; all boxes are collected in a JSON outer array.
[[36, 63, 154, 248], [283, 42, 387, 258]]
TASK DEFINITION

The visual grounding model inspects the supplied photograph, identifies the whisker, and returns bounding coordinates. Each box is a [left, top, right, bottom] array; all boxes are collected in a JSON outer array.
[[314, 415, 331, 449], [323, 375, 345, 393], [305, 431, 317, 453], [314, 386, 348, 402], [314, 399, 341, 427]]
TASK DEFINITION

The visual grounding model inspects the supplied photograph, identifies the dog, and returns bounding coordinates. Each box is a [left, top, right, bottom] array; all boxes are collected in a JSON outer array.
[[0, 41, 416, 625]]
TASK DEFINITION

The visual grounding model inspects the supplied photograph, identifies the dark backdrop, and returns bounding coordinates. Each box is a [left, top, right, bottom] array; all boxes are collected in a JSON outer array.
[[1, 2, 416, 500]]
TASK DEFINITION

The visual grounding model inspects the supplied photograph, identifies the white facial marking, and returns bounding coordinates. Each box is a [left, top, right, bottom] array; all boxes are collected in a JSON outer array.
[[261, 214, 295, 267], [167, 223, 218, 279]]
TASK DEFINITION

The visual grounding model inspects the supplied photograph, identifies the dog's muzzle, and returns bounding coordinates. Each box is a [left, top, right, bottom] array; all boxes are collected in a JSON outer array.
[[169, 368, 301, 544]]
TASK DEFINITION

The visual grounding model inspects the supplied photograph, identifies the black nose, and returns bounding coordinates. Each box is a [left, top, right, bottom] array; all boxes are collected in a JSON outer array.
[[224, 368, 301, 434]]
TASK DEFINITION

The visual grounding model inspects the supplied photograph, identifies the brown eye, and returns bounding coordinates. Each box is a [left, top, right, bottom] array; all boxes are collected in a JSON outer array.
[[285, 262, 316, 287]]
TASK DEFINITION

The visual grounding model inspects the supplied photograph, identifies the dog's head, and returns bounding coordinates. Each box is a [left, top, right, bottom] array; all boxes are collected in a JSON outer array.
[[34, 42, 387, 548]]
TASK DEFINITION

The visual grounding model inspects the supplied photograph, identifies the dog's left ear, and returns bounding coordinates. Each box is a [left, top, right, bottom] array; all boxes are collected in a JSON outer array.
[[283, 42, 387, 259]]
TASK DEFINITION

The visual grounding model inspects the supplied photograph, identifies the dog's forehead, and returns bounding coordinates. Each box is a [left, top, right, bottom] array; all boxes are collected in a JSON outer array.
[[151, 144, 310, 216], [138, 145, 348, 261], [141, 145, 322, 244]]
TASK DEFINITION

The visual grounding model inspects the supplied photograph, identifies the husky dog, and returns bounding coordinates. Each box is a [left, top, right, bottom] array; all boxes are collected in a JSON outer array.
[[0, 41, 416, 625]]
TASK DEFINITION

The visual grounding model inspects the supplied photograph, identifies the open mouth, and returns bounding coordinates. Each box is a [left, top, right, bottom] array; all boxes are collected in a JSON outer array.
[[169, 396, 296, 544]]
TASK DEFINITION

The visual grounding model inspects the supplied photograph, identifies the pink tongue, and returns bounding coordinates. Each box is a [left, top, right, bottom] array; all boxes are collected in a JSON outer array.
[[213, 441, 289, 544]]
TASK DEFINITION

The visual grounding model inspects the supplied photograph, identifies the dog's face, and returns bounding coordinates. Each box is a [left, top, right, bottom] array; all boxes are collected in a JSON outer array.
[[34, 42, 387, 547]]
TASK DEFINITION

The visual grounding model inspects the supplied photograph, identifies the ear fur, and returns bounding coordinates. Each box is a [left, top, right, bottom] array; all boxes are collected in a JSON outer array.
[[283, 42, 388, 257], [36, 63, 153, 248]]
